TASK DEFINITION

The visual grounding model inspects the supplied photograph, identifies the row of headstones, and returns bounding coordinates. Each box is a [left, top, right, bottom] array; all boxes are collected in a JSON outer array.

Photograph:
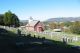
[[37, 32, 80, 43], [62, 36, 80, 44], [17, 28, 80, 44], [35, 32, 80, 44], [17, 30, 46, 41], [31, 33, 80, 44], [33, 33, 74, 44]]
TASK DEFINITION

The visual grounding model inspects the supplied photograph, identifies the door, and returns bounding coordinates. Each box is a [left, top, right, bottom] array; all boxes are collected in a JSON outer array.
[[38, 27, 43, 32]]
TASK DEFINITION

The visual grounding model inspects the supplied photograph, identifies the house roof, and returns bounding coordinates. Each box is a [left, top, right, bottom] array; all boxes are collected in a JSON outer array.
[[26, 20, 40, 27]]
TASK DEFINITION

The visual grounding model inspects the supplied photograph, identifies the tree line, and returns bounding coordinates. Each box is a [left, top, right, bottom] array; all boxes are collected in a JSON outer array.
[[0, 11, 20, 27], [44, 21, 80, 34]]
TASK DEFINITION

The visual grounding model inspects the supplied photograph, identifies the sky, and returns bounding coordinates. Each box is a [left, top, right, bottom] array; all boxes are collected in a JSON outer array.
[[0, 0, 80, 21]]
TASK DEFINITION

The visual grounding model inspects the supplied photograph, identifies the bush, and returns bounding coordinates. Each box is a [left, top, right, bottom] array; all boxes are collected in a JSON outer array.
[[69, 21, 80, 34]]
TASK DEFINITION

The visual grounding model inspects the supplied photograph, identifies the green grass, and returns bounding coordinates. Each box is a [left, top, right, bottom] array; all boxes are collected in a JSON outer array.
[[69, 41, 80, 46], [29, 31, 80, 46]]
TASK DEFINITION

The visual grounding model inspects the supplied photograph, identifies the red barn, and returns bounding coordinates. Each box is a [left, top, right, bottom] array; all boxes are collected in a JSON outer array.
[[26, 20, 44, 32]]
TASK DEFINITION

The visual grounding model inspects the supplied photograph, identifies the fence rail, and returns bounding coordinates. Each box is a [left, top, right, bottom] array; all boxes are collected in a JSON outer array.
[[0, 25, 18, 33], [20, 27, 80, 44], [1, 26, 80, 44]]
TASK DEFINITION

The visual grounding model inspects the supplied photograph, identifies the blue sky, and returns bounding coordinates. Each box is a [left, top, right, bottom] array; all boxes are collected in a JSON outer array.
[[0, 0, 80, 21]]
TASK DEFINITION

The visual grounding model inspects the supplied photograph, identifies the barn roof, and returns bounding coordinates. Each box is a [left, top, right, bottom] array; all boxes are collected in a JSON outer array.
[[26, 20, 40, 27]]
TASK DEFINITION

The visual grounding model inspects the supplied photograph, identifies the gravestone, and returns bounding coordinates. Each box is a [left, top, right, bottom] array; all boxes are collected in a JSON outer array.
[[34, 35, 35, 38], [62, 36, 67, 44], [17, 29, 21, 36], [72, 36, 78, 42]]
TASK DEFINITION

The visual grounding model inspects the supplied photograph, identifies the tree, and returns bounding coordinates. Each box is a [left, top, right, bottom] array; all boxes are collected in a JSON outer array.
[[3, 11, 13, 26], [49, 22, 57, 29], [3, 10, 20, 27], [59, 22, 64, 30], [64, 22, 72, 27], [70, 21, 80, 34], [43, 21, 50, 30], [0, 14, 4, 25], [12, 14, 20, 27]]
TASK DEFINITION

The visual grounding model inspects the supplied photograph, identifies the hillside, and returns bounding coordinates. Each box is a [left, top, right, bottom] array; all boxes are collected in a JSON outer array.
[[46, 17, 80, 22]]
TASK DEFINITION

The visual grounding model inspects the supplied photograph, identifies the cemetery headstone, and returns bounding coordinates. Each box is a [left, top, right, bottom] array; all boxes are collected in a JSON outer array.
[[17, 29, 21, 36], [34, 35, 35, 38], [72, 36, 78, 42], [62, 37, 67, 44]]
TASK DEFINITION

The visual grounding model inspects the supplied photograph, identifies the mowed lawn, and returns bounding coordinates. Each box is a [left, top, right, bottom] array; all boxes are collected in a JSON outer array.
[[29, 31, 80, 46], [0, 28, 80, 53], [5, 27, 80, 47]]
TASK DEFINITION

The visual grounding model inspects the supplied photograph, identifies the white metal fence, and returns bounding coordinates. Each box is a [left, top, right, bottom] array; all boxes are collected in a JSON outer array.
[[20, 28, 80, 43], [0, 25, 18, 33]]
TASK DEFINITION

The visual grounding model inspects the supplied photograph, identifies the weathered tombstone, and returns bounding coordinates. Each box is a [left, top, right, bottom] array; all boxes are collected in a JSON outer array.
[[62, 37, 67, 44], [34, 35, 35, 38], [42, 37, 45, 40], [67, 38, 70, 43], [38, 36, 40, 39], [42, 37, 45, 43], [27, 34, 31, 38], [78, 37, 80, 41], [68, 38, 71, 43], [75, 36, 78, 41], [70, 38, 72, 43], [17, 29, 21, 36], [4, 26, 6, 29], [72, 36, 78, 42], [65, 37, 67, 44]]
